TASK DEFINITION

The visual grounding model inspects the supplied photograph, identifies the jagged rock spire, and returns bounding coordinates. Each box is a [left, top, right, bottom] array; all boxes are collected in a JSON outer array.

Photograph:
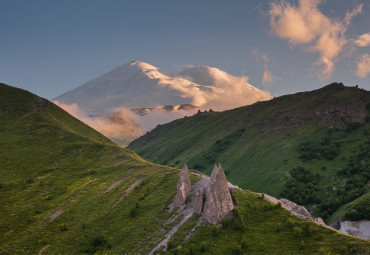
[[175, 163, 191, 207], [203, 164, 234, 224]]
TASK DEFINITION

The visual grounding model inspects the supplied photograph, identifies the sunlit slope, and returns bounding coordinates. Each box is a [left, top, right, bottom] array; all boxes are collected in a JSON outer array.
[[129, 83, 370, 222], [0, 83, 369, 253]]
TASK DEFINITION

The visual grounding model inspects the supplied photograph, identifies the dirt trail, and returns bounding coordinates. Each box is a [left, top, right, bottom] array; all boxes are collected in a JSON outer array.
[[105, 169, 133, 193], [38, 245, 49, 255], [48, 181, 93, 222], [49, 204, 68, 222], [149, 207, 194, 255], [114, 177, 145, 206]]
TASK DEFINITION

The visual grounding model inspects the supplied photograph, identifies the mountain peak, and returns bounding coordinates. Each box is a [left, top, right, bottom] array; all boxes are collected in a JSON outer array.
[[128, 60, 158, 70]]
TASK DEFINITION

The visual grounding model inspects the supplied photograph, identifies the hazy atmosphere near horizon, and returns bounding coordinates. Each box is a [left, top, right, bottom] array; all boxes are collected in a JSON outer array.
[[1, 0, 370, 99]]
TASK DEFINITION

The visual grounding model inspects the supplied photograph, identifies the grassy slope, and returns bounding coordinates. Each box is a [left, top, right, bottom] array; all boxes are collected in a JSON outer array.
[[129, 83, 370, 222], [0, 83, 369, 253]]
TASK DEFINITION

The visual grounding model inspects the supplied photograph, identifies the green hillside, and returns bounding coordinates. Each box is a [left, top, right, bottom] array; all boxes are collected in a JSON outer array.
[[0, 83, 369, 253], [129, 83, 370, 223]]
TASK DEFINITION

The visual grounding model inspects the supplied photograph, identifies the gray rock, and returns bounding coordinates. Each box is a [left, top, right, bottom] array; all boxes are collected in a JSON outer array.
[[330, 217, 341, 230], [193, 189, 204, 215], [314, 217, 326, 226], [279, 199, 313, 220], [175, 163, 191, 207], [339, 220, 370, 240], [202, 164, 233, 224]]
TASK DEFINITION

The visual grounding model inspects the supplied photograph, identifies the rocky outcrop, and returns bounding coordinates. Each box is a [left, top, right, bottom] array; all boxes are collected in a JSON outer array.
[[202, 164, 234, 224], [174, 163, 234, 224], [265, 195, 328, 227], [175, 163, 191, 207], [330, 217, 370, 240], [339, 220, 370, 240], [279, 199, 313, 220]]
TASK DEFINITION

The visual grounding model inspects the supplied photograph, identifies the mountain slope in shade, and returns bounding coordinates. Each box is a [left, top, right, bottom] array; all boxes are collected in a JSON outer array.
[[55, 61, 272, 114]]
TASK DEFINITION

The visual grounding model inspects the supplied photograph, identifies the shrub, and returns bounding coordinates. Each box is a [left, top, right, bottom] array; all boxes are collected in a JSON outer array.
[[210, 226, 220, 237], [130, 207, 138, 217], [60, 224, 68, 231], [167, 240, 176, 250], [231, 243, 242, 255], [26, 177, 34, 184], [200, 241, 208, 252]]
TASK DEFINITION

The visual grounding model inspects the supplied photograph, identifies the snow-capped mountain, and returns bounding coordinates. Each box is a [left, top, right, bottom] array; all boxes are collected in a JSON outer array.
[[54, 61, 272, 144], [55, 61, 271, 114]]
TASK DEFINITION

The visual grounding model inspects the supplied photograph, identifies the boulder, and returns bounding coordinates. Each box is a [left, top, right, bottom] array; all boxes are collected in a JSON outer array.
[[175, 163, 191, 207], [202, 164, 234, 224]]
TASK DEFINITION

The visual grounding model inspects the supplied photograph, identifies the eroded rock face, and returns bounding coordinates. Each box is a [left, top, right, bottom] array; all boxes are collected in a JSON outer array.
[[202, 164, 234, 224], [175, 163, 191, 207]]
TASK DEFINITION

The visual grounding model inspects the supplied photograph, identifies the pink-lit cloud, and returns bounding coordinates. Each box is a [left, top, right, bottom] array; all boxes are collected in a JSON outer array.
[[269, 0, 362, 80], [355, 33, 370, 47], [356, 54, 370, 78]]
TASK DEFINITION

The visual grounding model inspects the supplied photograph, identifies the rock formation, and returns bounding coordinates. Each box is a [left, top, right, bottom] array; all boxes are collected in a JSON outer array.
[[174, 163, 234, 224], [202, 164, 234, 224], [175, 163, 191, 207]]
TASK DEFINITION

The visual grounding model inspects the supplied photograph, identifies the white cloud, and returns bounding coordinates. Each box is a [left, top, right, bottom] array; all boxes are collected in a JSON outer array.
[[355, 33, 370, 47], [269, 0, 362, 80], [356, 54, 370, 78]]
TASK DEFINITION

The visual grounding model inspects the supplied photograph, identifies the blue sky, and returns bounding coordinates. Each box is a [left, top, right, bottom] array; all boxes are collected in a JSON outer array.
[[1, 0, 369, 99]]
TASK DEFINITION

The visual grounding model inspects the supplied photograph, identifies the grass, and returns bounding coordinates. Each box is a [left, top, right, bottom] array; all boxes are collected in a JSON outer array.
[[0, 83, 369, 253], [165, 189, 370, 254]]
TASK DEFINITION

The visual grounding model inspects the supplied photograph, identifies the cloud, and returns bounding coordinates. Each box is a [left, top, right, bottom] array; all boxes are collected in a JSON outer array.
[[356, 54, 370, 78], [53, 100, 200, 144], [355, 33, 370, 47], [53, 100, 144, 141], [137, 108, 198, 131], [199, 74, 272, 111], [269, 0, 362, 80], [252, 49, 279, 86], [344, 4, 363, 26], [263, 68, 279, 86]]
